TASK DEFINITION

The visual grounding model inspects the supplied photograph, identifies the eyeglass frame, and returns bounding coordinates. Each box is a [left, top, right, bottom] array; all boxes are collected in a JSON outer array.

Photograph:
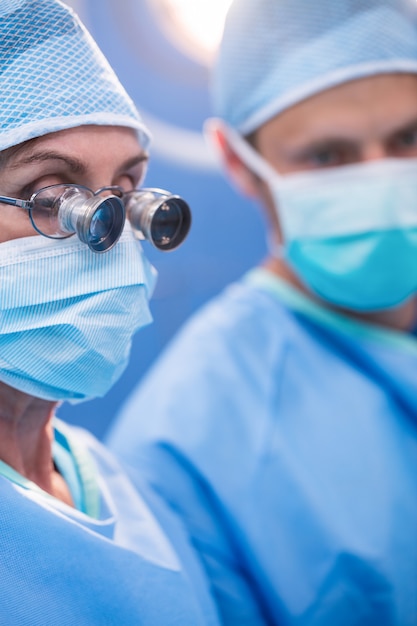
[[0, 182, 193, 253], [0, 183, 132, 240]]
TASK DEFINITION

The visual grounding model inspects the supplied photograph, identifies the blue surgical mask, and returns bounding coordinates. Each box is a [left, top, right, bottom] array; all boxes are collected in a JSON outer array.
[[0, 227, 156, 402], [220, 122, 417, 312]]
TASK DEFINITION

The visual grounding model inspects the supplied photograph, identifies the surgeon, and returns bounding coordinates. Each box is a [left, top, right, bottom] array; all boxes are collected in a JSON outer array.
[[0, 1, 219, 624], [107, 0, 417, 624]]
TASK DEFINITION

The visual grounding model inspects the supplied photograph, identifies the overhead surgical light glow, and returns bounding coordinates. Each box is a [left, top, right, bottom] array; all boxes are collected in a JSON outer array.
[[153, 0, 233, 64]]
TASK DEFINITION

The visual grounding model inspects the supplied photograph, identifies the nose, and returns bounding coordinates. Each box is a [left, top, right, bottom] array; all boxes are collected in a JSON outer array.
[[94, 185, 124, 198], [361, 142, 389, 163]]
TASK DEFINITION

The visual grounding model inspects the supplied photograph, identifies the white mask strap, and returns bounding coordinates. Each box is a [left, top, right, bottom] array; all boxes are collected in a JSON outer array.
[[204, 118, 283, 184], [267, 232, 285, 259]]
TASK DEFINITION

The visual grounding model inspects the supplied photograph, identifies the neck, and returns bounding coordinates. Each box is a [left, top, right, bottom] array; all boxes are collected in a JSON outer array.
[[263, 256, 417, 333], [0, 383, 73, 506]]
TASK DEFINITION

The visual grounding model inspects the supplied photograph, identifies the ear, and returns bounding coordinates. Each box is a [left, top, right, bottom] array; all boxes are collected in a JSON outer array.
[[207, 124, 260, 198]]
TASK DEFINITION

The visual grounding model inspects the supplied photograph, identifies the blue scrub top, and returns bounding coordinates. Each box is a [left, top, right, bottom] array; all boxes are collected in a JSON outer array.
[[0, 419, 219, 625], [108, 269, 417, 626]]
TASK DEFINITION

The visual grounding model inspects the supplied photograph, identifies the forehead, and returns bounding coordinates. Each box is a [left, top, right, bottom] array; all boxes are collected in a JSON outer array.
[[257, 73, 417, 143]]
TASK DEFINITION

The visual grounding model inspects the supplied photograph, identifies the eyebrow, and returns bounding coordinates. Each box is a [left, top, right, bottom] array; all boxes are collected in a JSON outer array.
[[285, 115, 417, 158], [300, 115, 417, 146], [390, 116, 417, 136], [7, 151, 87, 173], [119, 154, 149, 172], [7, 150, 148, 173]]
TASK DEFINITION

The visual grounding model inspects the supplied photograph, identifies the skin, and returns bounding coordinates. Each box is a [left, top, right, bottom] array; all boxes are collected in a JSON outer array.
[[216, 73, 417, 331], [0, 124, 148, 504]]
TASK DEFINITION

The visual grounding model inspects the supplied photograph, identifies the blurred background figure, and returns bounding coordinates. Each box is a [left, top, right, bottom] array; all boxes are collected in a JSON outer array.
[[60, 0, 266, 439], [108, 1, 417, 625]]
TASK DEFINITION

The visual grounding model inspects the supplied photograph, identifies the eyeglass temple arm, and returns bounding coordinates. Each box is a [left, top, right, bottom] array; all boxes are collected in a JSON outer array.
[[0, 196, 31, 209]]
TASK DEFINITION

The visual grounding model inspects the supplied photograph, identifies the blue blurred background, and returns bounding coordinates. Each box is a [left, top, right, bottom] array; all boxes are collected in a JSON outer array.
[[58, 0, 267, 439]]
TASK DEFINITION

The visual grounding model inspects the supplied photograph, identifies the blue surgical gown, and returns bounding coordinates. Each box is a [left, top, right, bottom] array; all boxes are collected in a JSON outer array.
[[108, 268, 417, 626], [0, 419, 219, 625]]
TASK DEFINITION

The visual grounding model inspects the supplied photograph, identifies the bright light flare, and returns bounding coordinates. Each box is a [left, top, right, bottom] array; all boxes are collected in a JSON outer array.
[[152, 0, 234, 65]]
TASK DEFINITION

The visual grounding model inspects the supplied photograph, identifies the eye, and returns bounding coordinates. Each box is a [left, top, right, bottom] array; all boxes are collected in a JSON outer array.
[[116, 175, 137, 192], [309, 149, 339, 167], [19, 184, 40, 200], [299, 143, 357, 170], [114, 159, 148, 192], [391, 127, 417, 152], [20, 177, 74, 200]]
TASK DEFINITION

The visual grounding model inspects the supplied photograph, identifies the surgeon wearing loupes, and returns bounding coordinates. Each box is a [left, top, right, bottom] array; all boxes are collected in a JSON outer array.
[[108, 1, 417, 624], [0, 1, 218, 624]]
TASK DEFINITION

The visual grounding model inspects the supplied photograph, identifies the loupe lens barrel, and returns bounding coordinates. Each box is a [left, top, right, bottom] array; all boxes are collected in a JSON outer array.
[[127, 189, 191, 251], [85, 196, 125, 252], [59, 193, 125, 252]]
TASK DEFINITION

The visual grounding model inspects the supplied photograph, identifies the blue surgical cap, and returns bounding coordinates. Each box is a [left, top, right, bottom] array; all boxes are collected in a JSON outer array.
[[0, 0, 150, 151], [213, 0, 417, 134]]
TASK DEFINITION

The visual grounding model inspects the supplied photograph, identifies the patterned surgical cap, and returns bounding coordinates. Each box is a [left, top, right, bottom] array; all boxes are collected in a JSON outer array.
[[0, 0, 151, 150], [213, 0, 417, 134]]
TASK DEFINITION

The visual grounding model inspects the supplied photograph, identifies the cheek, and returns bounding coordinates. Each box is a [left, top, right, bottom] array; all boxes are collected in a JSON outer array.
[[0, 205, 36, 243], [256, 179, 283, 239]]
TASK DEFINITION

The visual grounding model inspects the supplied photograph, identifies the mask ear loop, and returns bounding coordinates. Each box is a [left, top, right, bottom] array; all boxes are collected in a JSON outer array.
[[266, 233, 285, 259], [204, 118, 286, 260], [204, 118, 284, 184]]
